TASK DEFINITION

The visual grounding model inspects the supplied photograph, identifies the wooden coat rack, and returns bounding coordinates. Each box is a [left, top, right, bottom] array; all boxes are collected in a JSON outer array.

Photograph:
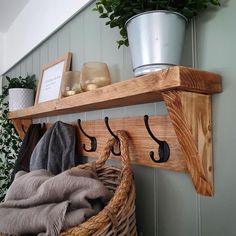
[[8, 66, 222, 196]]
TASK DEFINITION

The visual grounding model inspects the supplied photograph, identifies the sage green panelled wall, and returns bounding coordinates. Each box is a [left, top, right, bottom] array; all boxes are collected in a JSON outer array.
[[3, 1, 235, 236]]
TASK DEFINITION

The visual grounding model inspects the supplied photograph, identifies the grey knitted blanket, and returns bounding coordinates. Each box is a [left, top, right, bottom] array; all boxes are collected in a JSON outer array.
[[0, 168, 112, 236]]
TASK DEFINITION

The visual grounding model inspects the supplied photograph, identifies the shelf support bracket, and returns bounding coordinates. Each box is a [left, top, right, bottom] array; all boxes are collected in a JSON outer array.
[[11, 119, 32, 140], [162, 90, 213, 196]]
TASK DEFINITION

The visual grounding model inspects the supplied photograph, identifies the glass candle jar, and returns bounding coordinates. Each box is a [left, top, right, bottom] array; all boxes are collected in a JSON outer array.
[[80, 62, 111, 91], [61, 71, 82, 97]]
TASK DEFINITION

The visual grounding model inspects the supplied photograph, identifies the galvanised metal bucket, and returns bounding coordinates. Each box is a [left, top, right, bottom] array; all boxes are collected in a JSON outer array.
[[126, 11, 187, 76]]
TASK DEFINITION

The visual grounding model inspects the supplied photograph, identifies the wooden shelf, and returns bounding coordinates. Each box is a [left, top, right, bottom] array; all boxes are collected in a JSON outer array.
[[9, 66, 222, 196], [8, 66, 221, 119]]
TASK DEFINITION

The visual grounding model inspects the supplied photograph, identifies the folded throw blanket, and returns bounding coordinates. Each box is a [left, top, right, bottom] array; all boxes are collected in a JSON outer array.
[[0, 168, 112, 236], [30, 121, 78, 175]]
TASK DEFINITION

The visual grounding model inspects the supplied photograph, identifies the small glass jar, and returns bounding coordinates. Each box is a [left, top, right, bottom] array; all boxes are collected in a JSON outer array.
[[80, 62, 111, 91], [61, 71, 82, 97]]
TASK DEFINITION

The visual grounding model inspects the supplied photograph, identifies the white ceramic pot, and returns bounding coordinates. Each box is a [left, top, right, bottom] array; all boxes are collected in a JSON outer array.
[[9, 88, 34, 111], [126, 10, 187, 76]]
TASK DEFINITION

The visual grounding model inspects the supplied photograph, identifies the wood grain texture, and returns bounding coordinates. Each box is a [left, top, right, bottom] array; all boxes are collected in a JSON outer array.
[[8, 66, 221, 120], [177, 66, 222, 93], [77, 116, 186, 171], [41, 116, 186, 171], [180, 92, 213, 190], [11, 119, 32, 140], [162, 90, 213, 196], [15, 116, 185, 173]]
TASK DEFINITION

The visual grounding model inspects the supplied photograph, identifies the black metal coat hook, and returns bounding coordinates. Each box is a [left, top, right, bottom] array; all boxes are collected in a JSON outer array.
[[144, 115, 170, 163], [104, 116, 121, 156], [77, 119, 97, 152]]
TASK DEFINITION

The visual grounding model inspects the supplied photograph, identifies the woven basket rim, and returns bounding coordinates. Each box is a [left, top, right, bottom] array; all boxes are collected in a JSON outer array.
[[60, 131, 136, 236]]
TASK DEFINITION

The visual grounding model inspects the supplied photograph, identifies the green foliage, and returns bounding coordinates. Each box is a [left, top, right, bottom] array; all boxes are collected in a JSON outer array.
[[94, 0, 220, 48], [3, 74, 36, 97], [0, 74, 34, 201], [0, 94, 21, 201]]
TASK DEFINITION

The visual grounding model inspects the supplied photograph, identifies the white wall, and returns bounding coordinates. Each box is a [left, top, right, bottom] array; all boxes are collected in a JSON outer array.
[[0, 33, 4, 74], [1, 0, 92, 75], [0, 76, 2, 95]]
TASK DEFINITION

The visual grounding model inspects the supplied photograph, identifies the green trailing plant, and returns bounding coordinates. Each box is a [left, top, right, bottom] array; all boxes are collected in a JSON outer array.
[[94, 0, 220, 48], [2, 74, 36, 97], [0, 95, 21, 202], [0, 74, 36, 201]]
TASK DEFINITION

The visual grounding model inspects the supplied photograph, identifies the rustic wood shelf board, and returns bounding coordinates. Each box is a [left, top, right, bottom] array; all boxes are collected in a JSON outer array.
[[9, 66, 222, 196], [8, 66, 221, 119]]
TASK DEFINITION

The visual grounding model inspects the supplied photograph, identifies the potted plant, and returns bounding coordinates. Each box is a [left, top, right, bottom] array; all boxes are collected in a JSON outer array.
[[94, 0, 220, 76], [3, 75, 36, 111]]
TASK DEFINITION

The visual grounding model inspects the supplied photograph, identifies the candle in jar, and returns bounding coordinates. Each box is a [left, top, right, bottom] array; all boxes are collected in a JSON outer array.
[[72, 83, 82, 93], [92, 76, 111, 87], [64, 90, 76, 96], [86, 83, 98, 91]]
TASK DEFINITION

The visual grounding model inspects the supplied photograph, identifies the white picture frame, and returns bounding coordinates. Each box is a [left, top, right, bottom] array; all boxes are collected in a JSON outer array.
[[35, 52, 72, 104]]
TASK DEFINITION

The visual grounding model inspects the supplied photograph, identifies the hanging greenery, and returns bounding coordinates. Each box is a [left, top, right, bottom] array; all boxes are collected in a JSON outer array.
[[0, 74, 36, 201], [0, 94, 21, 201], [94, 0, 221, 48]]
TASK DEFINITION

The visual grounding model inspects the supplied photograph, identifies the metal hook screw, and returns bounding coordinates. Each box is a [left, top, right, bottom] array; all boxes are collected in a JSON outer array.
[[104, 116, 121, 156], [144, 115, 170, 163], [77, 119, 97, 152]]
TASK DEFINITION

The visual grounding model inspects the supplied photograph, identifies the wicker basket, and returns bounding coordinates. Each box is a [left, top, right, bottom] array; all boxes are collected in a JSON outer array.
[[60, 130, 137, 236]]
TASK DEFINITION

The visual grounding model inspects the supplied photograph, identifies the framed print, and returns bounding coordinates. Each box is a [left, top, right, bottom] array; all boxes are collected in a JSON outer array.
[[35, 52, 72, 104]]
